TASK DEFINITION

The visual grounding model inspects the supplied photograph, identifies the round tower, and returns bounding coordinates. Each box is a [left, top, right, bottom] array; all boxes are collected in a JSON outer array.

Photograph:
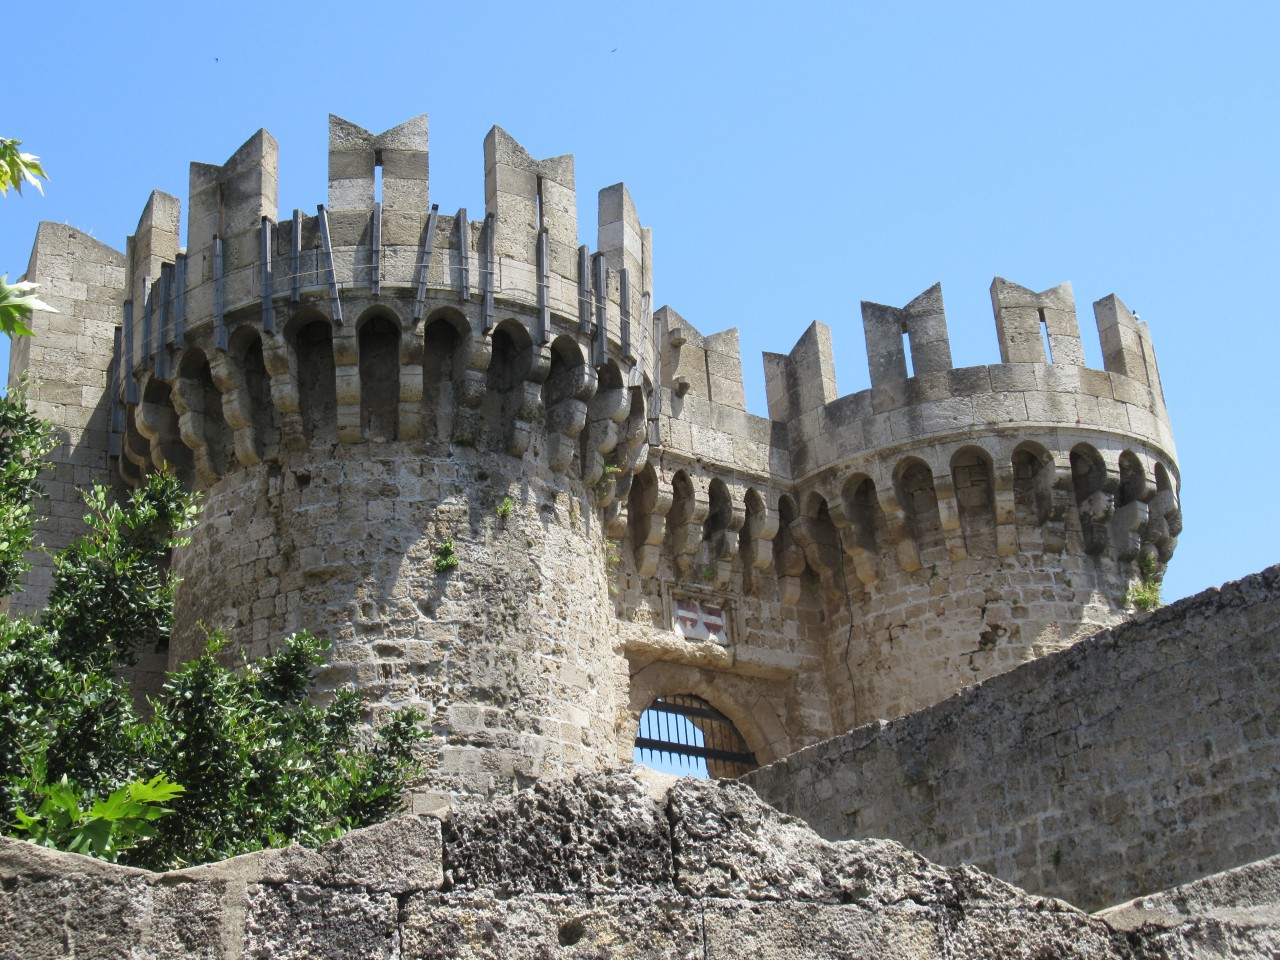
[[113, 118, 653, 797]]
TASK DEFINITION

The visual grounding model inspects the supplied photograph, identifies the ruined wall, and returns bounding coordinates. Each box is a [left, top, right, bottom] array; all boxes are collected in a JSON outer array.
[[6, 770, 1250, 960], [745, 565, 1280, 912]]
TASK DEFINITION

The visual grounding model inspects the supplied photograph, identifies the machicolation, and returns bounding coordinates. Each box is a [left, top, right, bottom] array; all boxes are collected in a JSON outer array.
[[10, 111, 1181, 803]]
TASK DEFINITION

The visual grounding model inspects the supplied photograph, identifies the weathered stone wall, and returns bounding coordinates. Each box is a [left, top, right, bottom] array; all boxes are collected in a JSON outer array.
[[171, 442, 628, 799], [1100, 852, 1280, 957], [745, 565, 1280, 912], [7, 770, 1253, 960], [5, 223, 126, 614]]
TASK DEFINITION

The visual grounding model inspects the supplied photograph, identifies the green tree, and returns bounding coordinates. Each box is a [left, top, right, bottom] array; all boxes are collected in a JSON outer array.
[[0, 137, 52, 337], [0, 391, 427, 869]]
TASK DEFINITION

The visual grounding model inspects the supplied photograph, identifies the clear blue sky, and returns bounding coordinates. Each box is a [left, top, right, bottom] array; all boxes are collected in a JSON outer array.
[[4, 1, 1277, 605]]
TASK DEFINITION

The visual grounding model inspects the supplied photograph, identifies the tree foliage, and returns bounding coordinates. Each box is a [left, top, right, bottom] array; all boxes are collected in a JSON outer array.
[[0, 138, 47, 197], [0, 383, 57, 596], [0, 391, 427, 868], [0, 136, 52, 337]]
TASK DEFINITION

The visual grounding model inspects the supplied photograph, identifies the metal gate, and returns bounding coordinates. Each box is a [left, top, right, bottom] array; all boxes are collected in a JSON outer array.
[[634, 694, 758, 779]]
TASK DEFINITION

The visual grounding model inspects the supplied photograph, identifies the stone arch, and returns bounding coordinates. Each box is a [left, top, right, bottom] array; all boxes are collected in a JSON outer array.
[[626, 660, 790, 769], [1012, 441, 1055, 527], [482, 318, 534, 453], [292, 315, 339, 447], [1070, 443, 1111, 555], [176, 346, 232, 480], [774, 494, 806, 580], [421, 308, 470, 444], [665, 469, 696, 570], [138, 374, 194, 486], [357, 309, 401, 442], [703, 478, 733, 559], [1154, 461, 1175, 496], [231, 327, 280, 464], [894, 457, 945, 565], [542, 334, 591, 472], [950, 445, 997, 557], [628, 463, 658, 556], [634, 693, 757, 779], [582, 359, 627, 488], [840, 473, 885, 585], [1117, 449, 1147, 507], [738, 487, 770, 593], [840, 473, 883, 556]]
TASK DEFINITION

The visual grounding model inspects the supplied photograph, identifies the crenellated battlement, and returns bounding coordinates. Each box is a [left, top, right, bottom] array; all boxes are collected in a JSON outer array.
[[10, 109, 1183, 793]]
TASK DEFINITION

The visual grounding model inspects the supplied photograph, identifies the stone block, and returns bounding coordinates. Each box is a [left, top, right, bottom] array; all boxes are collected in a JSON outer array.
[[443, 772, 672, 893], [400, 892, 703, 959], [243, 883, 398, 959], [322, 813, 444, 893]]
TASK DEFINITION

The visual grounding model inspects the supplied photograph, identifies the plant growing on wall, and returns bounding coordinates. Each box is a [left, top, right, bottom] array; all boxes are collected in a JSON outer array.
[[1127, 552, 1162, 612], [0, 391, 427, 869]]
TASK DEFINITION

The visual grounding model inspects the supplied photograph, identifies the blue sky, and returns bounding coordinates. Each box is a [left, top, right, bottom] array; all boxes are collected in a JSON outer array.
[[4, 1, 1277, 605]]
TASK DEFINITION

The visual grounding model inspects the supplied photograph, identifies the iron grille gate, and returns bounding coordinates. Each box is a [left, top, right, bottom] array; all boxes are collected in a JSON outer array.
[[634, 694, 758, 779]]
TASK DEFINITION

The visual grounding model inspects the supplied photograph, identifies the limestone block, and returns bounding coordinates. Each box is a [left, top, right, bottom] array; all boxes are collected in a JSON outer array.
[[401, 892, 703, 959], [243, 883, 398, 959], [443, 771, 670, 894], [321, 814, 444, 893]]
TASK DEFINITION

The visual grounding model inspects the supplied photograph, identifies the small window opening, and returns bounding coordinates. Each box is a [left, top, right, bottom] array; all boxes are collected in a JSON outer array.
[[373, 151, 384, 205], [634, 695, 757, 779], [901, 325, 914, 378], [535, 175, 544, 232], [1038, 307, 1053, 363]]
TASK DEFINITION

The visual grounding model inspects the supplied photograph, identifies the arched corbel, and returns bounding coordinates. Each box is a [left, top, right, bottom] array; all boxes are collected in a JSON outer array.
[[699, 478, 745, 589], [170, 373, 221, 487], [452, 332, 492, 447], [874, 485, 921, 574], [1044, 452, 1074, 554], [208, 348, 262, 468], [989, 446, 1018, 558], [739, 490, 779, 596], [397, 322, 425, 442], [583, 382, 631, 500], [134, 397, 186, 475], [930, 467, 969, 563], [635, 465, 672, 578], [331, 323, 362, 444], [505, 343, 550, 459], [668, 471, 710, 580], [546, 360, 596, 473], [260, 333, 307, 453]]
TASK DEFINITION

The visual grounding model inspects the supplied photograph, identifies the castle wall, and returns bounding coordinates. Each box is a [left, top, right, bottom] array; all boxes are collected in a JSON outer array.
[[744, 565, 1280, 912], [5, 111, 1184, 802], [171, 442, 627, 798]]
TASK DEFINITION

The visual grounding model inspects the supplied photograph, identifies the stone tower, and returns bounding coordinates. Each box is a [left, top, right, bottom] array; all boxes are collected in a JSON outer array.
[[8, 112, 1180, 798]]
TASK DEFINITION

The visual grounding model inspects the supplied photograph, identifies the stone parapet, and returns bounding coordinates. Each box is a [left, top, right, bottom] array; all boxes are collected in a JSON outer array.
[[744, 565, 1280, 912]]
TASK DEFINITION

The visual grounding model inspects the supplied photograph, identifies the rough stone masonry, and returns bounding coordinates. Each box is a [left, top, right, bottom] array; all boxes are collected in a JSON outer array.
[[5, 770, 1278, 959]]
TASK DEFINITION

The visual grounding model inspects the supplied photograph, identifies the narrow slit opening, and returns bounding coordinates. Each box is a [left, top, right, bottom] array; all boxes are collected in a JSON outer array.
[[373, 151, 384, 205], [1038, 307, 1053, 363], [902, 327, 914, 378]]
